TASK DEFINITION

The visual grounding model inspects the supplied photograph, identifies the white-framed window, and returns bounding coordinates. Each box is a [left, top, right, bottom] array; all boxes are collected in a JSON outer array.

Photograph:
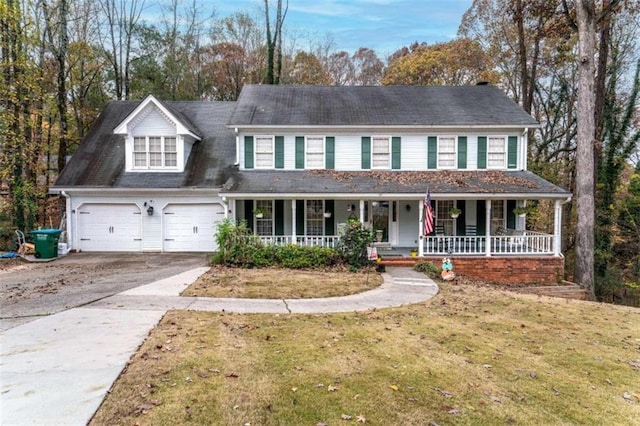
[[372, 136, 390, 169], [133, 136, 178, 169], [306, 200, 324, 236], [488, 136, 506, 169], [255, 135, 274, 168], [491, 200, 505, 232], [306, 136, 325, 169], [438, 136, 456, 169], [255, 200, 273, 236], [436, 200, 455, 235]]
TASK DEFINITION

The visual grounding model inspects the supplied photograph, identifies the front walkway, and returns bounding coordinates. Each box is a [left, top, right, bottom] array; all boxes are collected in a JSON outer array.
[[0, 267, 438, 425]]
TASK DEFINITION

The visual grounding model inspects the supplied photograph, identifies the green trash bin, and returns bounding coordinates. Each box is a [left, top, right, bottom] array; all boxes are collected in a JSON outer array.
[[29, 229, 62, 259]]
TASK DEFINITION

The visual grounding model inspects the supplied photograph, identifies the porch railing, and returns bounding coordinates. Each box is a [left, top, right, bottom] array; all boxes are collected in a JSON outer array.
[[257, 232, 553, 255], [258, 235, 340, 248], [423, 231, 554, 255]]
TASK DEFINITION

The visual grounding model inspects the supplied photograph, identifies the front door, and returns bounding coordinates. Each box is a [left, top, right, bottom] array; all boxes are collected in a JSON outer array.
[[370, 200, 398, 244]]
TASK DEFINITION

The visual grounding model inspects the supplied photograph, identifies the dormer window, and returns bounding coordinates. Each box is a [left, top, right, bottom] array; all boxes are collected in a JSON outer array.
[[133, 136, 178, 169]]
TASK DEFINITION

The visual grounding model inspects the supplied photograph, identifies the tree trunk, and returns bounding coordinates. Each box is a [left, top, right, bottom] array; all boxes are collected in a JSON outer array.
[[574, 0, 597, 300], [56, 0, 69, 173]]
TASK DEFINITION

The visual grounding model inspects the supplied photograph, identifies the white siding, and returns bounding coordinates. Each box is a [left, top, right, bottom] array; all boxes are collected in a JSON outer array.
[[401, 135, 428, 170], [334, 136, 361, 170], [131, 106, 176, 136], [237, 130, 525, 172]]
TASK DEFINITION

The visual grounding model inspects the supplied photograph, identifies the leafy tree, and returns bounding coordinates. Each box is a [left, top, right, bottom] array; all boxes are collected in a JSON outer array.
[[286, 51, 330, 85], [351, 47, 384, 85], [383, 39, 499, 86], [263, 0, 287, 84]]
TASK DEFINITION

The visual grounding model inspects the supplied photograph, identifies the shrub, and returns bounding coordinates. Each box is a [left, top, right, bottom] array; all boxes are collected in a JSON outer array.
[[212, 219, 339, 269], [414, 260, 441, 279], [337, 221, 374, 269], [212, 219, 263, 267]]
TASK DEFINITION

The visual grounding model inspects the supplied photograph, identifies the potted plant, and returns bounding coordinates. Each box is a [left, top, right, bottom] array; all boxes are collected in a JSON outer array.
[[323, 211, 332, 218], [449, 207, 462, 219], [410, 248, 418, 257], [512, 206, 528, 217], [252, 208, 265, 218]]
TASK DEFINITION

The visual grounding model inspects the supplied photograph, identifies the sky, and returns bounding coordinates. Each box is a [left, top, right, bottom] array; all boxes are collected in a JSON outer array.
[[211, 0, 473, 58]]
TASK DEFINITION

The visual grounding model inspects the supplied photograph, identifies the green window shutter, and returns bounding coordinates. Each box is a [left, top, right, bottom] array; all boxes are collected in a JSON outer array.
[[427, 136, 437, 169], [275, 200, 284, 235], [477, 136, 487, 169], [295, 136, 304, 169], [507, 136, 518, 169], [391, 136, 401, 169], [244, 136, 254, 169], [325, 136, 335, 169], [274, 136, 284, 169], [361, 137, 371, 169], [244, 200, 254, 232], [507, 200, 517, 228], [296, 200, 305, 235], [457, 136, 467, 169], [324, 200, 335, 234]]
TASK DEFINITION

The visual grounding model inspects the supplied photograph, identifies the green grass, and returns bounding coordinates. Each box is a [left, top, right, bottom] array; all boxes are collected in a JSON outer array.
[[92, 276, 640, 425]]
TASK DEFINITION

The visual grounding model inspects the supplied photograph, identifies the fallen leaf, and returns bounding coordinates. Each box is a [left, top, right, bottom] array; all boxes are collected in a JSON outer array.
[[291, 387, 298, 392], [226, 373, 239, 378], [341, 414, 352, 420], [530, 371, 537, 379], [622, 392, 635, 403], [328, 385, 338, 392], [491, 396, 502, 403], [552, 387, 561, 396], [482, 364, 492, 369], [357, 414, 366, 423], [448, 408, 460, 415], [389, 385, 399, 391]]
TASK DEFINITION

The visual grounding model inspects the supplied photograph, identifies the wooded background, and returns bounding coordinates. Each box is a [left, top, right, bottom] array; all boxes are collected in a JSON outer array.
[[1, 0, 638, 303]]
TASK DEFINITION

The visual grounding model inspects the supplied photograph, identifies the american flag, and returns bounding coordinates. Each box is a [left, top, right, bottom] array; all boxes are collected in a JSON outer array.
[[423, 189, 434, 236]]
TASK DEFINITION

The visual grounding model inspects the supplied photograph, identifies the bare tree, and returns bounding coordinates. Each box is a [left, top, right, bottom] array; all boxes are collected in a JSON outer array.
[[97, 0, 146, 100]]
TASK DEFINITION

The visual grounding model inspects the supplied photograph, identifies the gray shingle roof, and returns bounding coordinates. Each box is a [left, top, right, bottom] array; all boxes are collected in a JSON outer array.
[[228, 85, 539, 127], [54, 101, 236, 188], [224, 170, 570, 197]]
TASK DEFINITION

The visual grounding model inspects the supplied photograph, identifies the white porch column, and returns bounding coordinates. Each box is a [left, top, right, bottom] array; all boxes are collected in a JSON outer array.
[[359, 199, 365, 224], [291, 200, 297, 245], [418, 199, 424, 256], [553, 199, 562, 256], [485, 200, 492, 257]]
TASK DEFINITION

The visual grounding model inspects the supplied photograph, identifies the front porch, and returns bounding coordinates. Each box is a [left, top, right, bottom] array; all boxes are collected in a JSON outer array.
[[255, 231, 555, 256]]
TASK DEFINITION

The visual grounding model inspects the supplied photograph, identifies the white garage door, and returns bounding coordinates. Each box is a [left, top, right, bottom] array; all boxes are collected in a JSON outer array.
[[163, 204, 225, 252], [77, 204, 142, 251]]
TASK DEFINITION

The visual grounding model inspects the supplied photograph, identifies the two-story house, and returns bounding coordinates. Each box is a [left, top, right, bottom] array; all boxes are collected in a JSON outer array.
[[52, 84, 571, 283]]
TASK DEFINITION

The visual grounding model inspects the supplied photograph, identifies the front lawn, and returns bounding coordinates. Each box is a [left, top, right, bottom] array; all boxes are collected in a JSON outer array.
[[91, 272, 640, 425], [181, 267, 383, 299]]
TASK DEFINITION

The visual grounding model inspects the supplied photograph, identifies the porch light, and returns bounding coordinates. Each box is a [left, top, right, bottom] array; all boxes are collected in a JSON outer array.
[[406, 204, 411, 212], [147, 206, 154, 216]]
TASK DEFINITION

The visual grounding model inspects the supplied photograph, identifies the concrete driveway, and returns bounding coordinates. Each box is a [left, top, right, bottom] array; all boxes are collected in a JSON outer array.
[[0, 253, 209, 332]]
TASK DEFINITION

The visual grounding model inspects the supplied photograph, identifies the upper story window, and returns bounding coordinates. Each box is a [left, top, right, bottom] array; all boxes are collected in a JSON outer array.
[[438, 136, 456, 169], [133, 136, 177, 169], [488, 137, 506, 168], [372, 136, 390, 169], [306, 136, 325, 169], [255, 135, 274, 168]]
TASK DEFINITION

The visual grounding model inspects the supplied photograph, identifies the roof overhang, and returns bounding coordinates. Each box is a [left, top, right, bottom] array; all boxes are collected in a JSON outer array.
[[227, 124, 541, 131], [219, 192, 571, 201], [50, 187, 220, 196]]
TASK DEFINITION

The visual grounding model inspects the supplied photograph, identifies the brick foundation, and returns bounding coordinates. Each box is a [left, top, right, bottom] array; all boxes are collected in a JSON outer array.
[[382, 256, 565, 285]]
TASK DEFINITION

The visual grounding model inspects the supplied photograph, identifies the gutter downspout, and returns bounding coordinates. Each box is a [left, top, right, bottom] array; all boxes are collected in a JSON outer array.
[[234, 128, 240, 166], [554, 196, 573, 257]]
